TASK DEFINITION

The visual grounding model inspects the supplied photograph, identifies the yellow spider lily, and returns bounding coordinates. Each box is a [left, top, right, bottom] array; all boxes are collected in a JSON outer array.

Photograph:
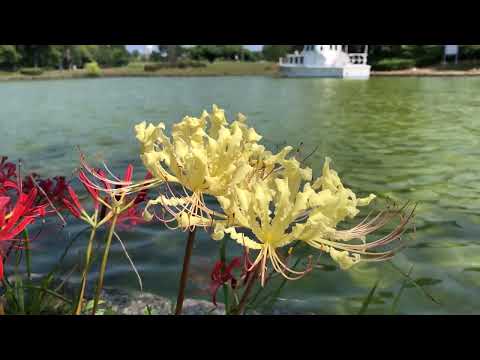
[[212, 156, 414, 286], [134, 105, 280, 231]]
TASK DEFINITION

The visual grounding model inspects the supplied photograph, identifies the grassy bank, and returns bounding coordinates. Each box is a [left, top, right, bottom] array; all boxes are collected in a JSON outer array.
[[0, 61, 279, 81]]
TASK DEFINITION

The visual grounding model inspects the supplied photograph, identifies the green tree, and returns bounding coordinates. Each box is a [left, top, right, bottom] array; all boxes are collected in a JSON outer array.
[[15, 45, 64, 68], [0, 45, 21, 70], [156, 45, 185, 63], [94, 45, 129, 67], [69, 45, 97, 67], [131, 49, 140, 60], [262, 45, 292, 62]]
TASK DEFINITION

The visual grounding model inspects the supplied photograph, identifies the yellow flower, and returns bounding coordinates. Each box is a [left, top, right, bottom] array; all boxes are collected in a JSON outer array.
[[135, 105, 270, 230], [213, 156, 413, 285]]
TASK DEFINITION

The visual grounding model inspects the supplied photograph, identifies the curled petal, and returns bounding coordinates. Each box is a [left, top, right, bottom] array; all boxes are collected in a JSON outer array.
[[123, 164, 134, 183], [66, 186, 84, 214], [78, 171, 100, 209], [62, 198, 82, 219], [224, 227, 263, 250]]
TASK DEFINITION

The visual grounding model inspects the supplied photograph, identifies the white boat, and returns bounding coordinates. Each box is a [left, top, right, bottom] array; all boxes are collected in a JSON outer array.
[[279, 45, 371, 79]]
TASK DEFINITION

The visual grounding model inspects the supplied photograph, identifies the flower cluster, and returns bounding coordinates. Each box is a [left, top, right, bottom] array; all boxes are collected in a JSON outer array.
[[64, 159, 152, 230], [135, 105, 414, 286], [0, 157, 70, 280]]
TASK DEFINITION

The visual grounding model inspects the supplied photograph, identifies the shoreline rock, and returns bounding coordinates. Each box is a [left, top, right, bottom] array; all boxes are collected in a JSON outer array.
[[5, 276, 311, 315], [95, 288, 227, 315], [93, 288, 315, 315]]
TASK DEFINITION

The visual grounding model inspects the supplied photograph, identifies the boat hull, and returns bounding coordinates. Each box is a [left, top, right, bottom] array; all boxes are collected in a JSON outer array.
[[279, 65, 371, 79]]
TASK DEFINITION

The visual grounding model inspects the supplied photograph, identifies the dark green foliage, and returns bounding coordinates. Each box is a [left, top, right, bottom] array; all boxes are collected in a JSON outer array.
[[186, 45, 223, 63], [460, 45, 480, 60], [149, 51, 165, 62], [0, 45, 21, 70], [262, 45, 293, 62], [94, 45, 130, 67], [144, 60, 206, 72], [409, 45, 443, 67], [372, 58, 416, 71], [370, 45, 444, 68], [130, 49, 141, 60], [19, 67, 44, 76], [69, 45, 96, 68], [1, 45, 130, 71], [184, 45, 261, 63]]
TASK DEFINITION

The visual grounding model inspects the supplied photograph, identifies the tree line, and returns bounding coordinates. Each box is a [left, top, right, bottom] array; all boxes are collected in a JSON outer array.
[[133, 45, 263, 63], [3, 45, 480, 72], [149, 45, 480, 67], [0, 45, 130, 71]]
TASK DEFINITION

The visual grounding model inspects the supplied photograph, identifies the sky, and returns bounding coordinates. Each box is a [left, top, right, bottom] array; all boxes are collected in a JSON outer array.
[[126, 45, 263, 53]]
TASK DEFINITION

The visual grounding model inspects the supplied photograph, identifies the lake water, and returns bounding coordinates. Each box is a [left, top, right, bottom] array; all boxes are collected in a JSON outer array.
[[2, 76, 480, 315]]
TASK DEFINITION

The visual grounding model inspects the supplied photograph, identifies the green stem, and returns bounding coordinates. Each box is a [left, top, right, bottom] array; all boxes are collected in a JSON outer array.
[[23, 229, 31, 282], [235, 265, 259, 315], [175, 228, 197, 315], [219, 238, 229, 314], [73, 226, 97, 315], [92, 213, 118, 315], [14, 249, 24, 314], [256, 256, 304, 312]]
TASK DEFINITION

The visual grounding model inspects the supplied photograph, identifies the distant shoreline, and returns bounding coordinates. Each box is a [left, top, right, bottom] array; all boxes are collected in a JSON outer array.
[[0, 62, 279, 82], [372, 68, 480, 77], [2, 63, 480, 82]]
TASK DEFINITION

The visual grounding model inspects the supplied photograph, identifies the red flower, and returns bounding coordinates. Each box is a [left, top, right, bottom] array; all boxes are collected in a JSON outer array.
[[0, 157, 16, 182], [22, 174, 69, 213], [0, 188, 47, 280], [116, 205, 147, 230], [210, 257, 242, 306], [62, 162, 152, 231], [1, 157, 70, 218], [0, 157, 18, 196], [61, 185, 86, 219]]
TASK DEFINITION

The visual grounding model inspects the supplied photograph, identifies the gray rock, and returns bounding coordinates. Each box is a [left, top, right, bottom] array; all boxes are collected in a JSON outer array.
[[98, 288, 172, 315], [181, 299, 226, 315], [94, 288, 228, 315], [93, 288, 265, 315], [20, 276, 300, 315]]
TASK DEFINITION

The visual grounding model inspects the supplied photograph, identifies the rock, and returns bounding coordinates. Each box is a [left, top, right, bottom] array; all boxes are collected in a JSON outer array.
[[98, 288, 172, 315], [16, 276, 300, 315], [93, 288, 227, 315], [181, 299, 225, 315], [93, 288, 264, 315]]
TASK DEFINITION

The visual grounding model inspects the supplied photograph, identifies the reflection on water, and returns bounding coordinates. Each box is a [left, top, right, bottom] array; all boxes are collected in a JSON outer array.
[[1, 76, 480, 314]]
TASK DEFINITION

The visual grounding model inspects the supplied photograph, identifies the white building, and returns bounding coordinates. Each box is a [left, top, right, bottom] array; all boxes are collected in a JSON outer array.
[[279, 45, 371, 79]]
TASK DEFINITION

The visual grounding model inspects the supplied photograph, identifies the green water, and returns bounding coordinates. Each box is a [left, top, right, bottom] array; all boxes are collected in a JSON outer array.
[[2, 76, 480, 314]]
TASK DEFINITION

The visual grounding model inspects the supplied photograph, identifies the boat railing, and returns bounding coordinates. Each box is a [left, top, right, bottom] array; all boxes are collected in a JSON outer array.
[[348, 53, 367, 65], [280, 54, 304, 66]]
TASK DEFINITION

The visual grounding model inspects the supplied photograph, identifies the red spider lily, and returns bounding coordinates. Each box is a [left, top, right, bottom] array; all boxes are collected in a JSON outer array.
[[22, 175, 68, 207], [0, 157, 18, 196], [0, 189, 48, 240], [210, 257, 242, 306], [0, 157, 16, 182], [0, 188, 48, 280], [116, 205, 148, 230], [1, 157, 69, 220], [62, 185, 87, 220], [62, 162, 152, 230]]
